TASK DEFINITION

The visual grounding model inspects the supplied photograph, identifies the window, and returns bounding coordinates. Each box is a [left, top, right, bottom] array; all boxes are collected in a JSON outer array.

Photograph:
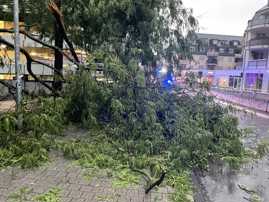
[[219, 48, 225, 53], [212, 39, 218, 45], [245, 73, 263, 90], [229, 48, 234, 54], [229, 76, 241, 89], [235, 58, 243, 63], [190, 47, 196, 53], [257, 33, 266, 38], [233, 41, 239, 46], [252, 51, 265, 59]]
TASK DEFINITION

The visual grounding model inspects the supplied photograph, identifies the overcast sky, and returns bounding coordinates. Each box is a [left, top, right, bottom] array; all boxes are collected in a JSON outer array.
[[184, 0, 267, 36]]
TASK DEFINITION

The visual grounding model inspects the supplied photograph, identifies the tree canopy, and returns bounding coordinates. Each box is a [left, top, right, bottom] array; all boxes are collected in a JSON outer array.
[[1, 0, 197, 64]]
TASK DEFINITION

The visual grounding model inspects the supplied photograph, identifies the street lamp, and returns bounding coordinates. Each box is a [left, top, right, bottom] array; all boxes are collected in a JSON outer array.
[[13, 0, 22, 113]]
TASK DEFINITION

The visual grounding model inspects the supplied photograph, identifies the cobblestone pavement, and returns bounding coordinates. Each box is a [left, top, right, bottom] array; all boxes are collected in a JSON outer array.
[[0, 155, 173, 202]]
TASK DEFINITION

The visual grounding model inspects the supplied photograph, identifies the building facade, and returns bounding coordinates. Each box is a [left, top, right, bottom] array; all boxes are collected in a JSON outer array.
[[0, 21, 55, 80], [186, 33, 243, 71], [180, 33, 243, 88], [0, 21, 85, 82], [241, 1, 269, 92], [189, 1, 269, 93]]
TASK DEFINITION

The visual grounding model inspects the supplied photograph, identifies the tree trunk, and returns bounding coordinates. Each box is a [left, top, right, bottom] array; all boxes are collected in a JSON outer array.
[[52, 0, 63, 92]]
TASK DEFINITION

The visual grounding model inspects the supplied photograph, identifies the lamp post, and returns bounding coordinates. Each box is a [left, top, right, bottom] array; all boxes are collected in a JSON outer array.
[[13, 0, 22, 112]]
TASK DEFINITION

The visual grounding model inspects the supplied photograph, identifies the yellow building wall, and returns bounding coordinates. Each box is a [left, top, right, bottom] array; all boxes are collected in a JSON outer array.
[[217, 56, 235, 69], [0, 50, 26, 64], [186, 54, 207, 70], [0, 20, 24, 29]]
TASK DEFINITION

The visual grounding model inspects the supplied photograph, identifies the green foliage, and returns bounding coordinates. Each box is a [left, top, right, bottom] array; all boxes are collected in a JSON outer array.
[[250, 194, 262, 202], [34, 188, 61, 202], [185, 72, 197, 88], [167, 173, 192, 202], [221, 156, 243, 170], [22, 97, 66, 137], [2, 55, 245, 199], [0, 113, 17, 147], [8, 187, 33, 202], [0, 97, 65, 169], [55, 134, 142, 189], [256, 140, 269, 158], [2, 0, 197, 65], [112, 168, 140, 188], [1, 2, 247, 201], [8, 187, 61, 202], [201, 80, 210, 91], [64, 51, 245, 180]]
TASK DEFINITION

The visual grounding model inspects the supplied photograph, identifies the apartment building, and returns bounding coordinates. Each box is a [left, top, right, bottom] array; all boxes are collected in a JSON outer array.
[[241, 1, 269, 92], [186, 33, 242, 70], [184, 2, 269, 93], [179, 33, 243, 88]]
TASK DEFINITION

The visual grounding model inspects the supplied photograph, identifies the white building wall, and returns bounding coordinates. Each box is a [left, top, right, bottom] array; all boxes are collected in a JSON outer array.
[[262, 72, 269, 92]]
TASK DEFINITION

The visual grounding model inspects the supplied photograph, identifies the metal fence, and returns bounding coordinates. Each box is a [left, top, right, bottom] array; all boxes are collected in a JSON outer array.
[[211, 87, 269, 113]]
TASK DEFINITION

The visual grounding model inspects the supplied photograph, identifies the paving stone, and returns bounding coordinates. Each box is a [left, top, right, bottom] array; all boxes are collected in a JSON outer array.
[[61, 197, 72, 202], [0, 156, 172, 202]]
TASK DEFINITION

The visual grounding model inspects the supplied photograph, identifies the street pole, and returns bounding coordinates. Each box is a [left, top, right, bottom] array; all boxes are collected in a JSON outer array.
[[14, 0, 22, 112], [240, 39, 247, 93]]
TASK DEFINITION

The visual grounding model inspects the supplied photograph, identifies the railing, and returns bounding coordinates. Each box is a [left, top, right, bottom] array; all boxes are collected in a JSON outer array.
[[247, 59, 267, 69], [248, 18, 269, 28], [211, 87, 269, 113], [248, 38, 269, 46], [235, 65, 243, 70], [207, 52, 218, 57]]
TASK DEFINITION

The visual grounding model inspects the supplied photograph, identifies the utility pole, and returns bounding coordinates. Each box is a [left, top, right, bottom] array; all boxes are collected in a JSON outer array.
[[14, 0, 22, 112], [53, 0, 64, 93]]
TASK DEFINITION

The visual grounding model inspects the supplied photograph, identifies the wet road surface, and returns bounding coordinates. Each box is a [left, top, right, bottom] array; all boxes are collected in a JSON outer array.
[[193, 112, 269, 202]]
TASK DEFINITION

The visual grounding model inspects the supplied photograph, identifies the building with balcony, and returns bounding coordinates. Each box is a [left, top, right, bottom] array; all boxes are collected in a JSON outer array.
[[241, 1, 269, 92], [184, 1, 269, 93], [183, 33, 243, 72], [180, 33, 243, 88]]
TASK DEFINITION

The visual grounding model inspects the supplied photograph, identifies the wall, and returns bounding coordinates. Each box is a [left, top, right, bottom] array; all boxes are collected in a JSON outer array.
[[217, 56, 236, 69]]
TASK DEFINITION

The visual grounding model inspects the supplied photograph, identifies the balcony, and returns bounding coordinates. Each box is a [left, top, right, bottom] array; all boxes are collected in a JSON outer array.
[[247, 59, 267, 69], [248, 18, 269, 30], [207, 57, 217, 65], [248, 37, 269, 47]]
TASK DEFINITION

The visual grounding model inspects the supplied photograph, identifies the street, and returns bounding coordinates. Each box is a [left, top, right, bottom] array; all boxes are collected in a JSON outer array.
[[194, 112, 269, 202]]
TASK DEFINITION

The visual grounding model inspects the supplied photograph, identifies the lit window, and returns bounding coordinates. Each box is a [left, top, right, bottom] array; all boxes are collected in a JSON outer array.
[[219, 48, 225, 53], [212, 40, 218, 45], [233, 41, 239, 46]]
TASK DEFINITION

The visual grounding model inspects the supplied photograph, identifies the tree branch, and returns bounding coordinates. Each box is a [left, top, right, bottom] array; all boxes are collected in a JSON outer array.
[[0, 80, 30, 96], [0, 28, 80, 66], [48, 1, 80, 64], [0, 36, 58, 92], [0, 36, 63, 76], [145, 172, 166, 194]]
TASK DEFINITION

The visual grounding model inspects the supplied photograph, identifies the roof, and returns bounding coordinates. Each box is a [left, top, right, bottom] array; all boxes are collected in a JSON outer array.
[[252, 3, 269, 19], [196, 33, 243, 41]]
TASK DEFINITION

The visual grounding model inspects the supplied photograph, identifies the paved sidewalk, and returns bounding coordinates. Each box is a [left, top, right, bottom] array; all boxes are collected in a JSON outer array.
[[0, 155, 172, 202]]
